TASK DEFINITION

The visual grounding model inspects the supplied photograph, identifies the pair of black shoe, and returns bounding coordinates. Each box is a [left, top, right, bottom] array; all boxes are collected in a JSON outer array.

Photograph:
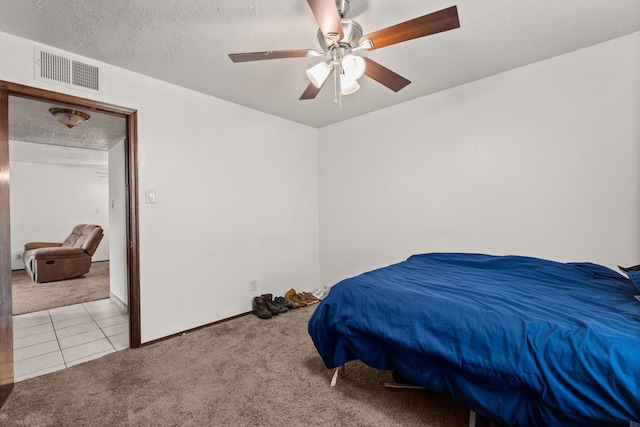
[[252, 293, 291, 319], [274, 296, 293, 310]]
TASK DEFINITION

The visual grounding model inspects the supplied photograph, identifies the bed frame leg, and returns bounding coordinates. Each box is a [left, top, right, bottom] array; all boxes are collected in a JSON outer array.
[[330, 365, 344, 387], [468, 410, 476, 427]]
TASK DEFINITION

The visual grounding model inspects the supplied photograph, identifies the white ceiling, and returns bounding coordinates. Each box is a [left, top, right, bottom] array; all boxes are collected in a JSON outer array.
[[9, 97, 126, 151], [8, 96, 125, 168], [0, 0, 639, 129]]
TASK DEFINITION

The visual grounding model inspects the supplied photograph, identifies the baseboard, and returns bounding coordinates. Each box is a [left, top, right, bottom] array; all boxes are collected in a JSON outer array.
[[141, 312, 251, 347], [110, 293, 128, 311]]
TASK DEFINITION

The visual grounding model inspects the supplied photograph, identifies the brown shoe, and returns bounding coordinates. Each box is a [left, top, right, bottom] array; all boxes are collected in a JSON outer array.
[[296, 292, 312, 306], [262, 293, 286, 314], [303, 292, 319, 303], [252, 296, 272, 319], [285, 289, 306, 308]]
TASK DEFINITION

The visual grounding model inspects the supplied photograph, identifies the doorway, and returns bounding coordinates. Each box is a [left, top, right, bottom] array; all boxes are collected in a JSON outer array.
[[0, 81, 141, 407]]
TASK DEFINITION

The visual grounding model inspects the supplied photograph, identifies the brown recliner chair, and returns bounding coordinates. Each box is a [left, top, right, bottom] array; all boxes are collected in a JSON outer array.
[[22, 224, 104, 283]]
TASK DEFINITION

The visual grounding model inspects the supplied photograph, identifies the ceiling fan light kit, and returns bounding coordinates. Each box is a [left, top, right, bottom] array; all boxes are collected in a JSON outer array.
[[342, 54, 365, 80], [340, 75, 359, 95], [306, 60, 334, 88], [229, 0, 460, 104]]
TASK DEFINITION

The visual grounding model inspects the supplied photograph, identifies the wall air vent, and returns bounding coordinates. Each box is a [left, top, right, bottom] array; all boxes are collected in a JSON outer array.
[[34, 46, 103, 95]]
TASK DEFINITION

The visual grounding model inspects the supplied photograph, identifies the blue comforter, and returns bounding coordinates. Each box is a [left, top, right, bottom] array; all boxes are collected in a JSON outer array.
[[308, 253, 640, 426]]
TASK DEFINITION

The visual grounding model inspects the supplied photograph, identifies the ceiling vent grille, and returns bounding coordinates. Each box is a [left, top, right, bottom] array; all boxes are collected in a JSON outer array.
[[34, 46, 103, 95]]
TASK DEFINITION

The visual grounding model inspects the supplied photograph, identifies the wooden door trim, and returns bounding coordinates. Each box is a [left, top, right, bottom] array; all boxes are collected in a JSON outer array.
[[0, 81, 141, 407], [0, 84, 13, 408]]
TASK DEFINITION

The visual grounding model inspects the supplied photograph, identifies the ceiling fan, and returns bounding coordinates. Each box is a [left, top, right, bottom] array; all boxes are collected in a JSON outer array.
[[228, 0, 460, 102]]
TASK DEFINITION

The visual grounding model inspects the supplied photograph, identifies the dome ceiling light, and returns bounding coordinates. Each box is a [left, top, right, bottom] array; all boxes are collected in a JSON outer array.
[[49, 108, 91, 129]]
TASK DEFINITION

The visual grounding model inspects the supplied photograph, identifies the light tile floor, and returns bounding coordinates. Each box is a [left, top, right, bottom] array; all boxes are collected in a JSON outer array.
[[13, 298, 129, 382]]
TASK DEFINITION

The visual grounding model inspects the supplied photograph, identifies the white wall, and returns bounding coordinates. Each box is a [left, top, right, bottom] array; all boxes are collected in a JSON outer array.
[[0, 31, 320, 342], [4, 27, 637, 342], [108, 139, 127, 305], [9, 159, 110, 270], [318, 32, 640, 287]]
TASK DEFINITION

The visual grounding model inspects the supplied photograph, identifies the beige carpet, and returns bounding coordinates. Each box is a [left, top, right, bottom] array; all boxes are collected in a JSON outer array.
[[11, 261, 110, 315], [0, 303, 470, 427]]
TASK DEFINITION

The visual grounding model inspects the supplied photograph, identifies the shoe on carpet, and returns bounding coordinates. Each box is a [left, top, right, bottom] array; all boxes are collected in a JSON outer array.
[[274, 296, 293, 309], [261, 293, 284, 315], [293, 293, 308, 307], [264, 293, 288, 313], [252, 296, 272, 319], [302, 292, 319, 303], [296, 292, 312, 306], [285, 289, 306, 308], [312, 287, 330, 300]]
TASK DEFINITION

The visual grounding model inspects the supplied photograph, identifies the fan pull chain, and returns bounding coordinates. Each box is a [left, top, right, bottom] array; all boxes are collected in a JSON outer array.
[[335, 62, 343, 109]]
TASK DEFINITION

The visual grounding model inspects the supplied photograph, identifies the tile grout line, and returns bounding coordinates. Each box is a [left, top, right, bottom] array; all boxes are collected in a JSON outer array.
[[13, 310, 64, 381], [84, 301, 120, 352], [13, 299, 129, 380], [48, 307, 67, 368]]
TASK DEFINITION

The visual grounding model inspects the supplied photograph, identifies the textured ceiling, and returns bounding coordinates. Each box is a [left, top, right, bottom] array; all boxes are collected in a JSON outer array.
[[8, 96, 125, 167], [9, 97, 126, 151], [0, 0, 639, 129]]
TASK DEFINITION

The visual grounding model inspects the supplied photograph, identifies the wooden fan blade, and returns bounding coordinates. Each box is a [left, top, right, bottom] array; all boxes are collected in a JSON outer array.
[[360, 5, 460, 50], [299, 83, 323, 100], [363, 58, 411, 92], [229, 50, 312, 63], [307, 0, 344, 40]]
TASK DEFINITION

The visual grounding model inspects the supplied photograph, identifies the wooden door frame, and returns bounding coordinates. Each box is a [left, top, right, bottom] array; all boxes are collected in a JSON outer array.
[[0, 81, 141, 407]]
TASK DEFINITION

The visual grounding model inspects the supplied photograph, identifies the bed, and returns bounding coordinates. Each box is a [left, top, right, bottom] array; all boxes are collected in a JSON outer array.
[[308, 253, 640, 427]]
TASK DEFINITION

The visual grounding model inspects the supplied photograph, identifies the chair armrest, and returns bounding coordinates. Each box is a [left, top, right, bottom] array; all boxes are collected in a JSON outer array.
[[30, 247, 86, 259], [24, 242, 63, 250]]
